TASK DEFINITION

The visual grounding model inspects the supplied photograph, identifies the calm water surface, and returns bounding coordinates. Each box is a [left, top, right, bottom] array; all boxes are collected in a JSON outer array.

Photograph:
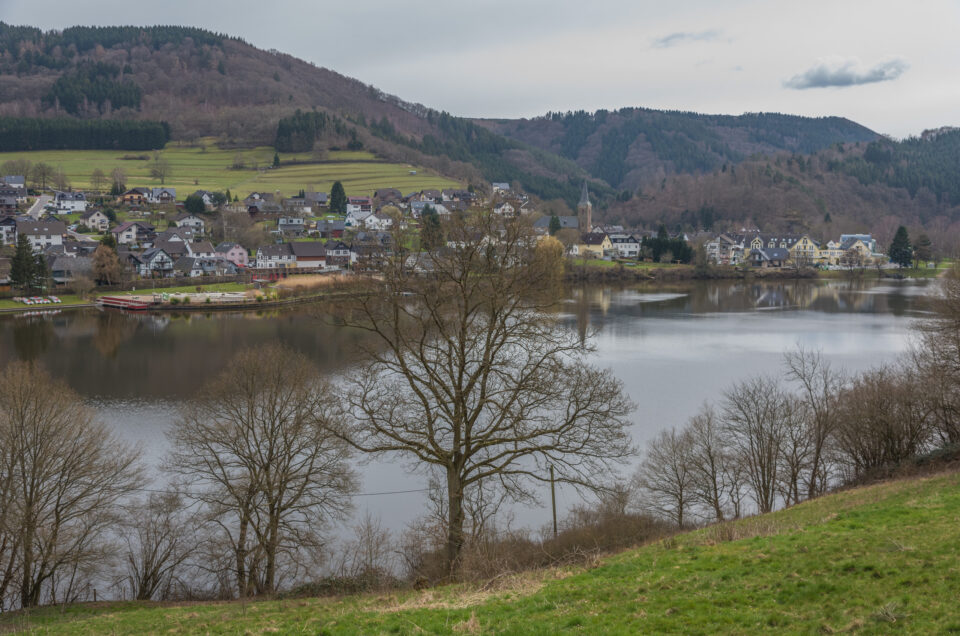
[[0, 278, 934, 530]]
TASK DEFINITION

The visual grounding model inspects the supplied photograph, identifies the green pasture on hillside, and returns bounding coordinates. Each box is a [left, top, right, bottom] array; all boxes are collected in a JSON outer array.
[[4, 471, 959, 634], [0, 142, 459, 197]]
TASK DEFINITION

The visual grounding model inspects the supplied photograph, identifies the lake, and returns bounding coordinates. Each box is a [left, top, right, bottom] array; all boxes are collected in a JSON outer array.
[[0, 277, 935, 532]]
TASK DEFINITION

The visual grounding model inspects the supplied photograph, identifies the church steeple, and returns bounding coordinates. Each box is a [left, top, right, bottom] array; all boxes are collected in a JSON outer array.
[[577, 181, 592, 234]]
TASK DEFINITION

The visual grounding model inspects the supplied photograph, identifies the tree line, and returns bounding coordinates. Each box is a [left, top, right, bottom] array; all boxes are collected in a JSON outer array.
[[0, 117, 170, 151]]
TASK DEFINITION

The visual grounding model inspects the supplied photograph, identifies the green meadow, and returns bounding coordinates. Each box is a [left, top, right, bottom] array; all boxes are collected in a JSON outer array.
[[4, 470, 959, 634], [0, 142, 459, 197]]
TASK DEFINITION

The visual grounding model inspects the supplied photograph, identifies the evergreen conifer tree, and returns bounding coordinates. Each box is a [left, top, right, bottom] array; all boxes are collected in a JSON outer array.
[[889, 226, 913, 268], [329, 181, 347, 214], [9, 234, 35, 291], [549, 214, 561, 236]]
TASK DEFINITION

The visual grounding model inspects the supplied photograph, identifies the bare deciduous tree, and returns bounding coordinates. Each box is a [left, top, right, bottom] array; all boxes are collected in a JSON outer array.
[[912, 268, 960, 444], [149, 153, 172, 185], [833, 366, 933, 479], [337, 212, 635, 576], [0, 362, 142, 609], [90, 168, 107, 193], [721, 376, 789, 514], [117, 491, 196, 601], [686, 405, 733, 522], [167, 345, 356, 597], [110, 167, 127, 193], [633, 427, 695, 528], [784, 346, 844, 497]]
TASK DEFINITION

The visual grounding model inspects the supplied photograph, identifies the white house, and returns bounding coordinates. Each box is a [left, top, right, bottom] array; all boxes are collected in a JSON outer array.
[[608, 234, 641, 258], [79, 209, 110, 232], [363, 212, 395, 231], [345, 196, 373, 217], [148, 188, 177, 204], [54, 191, 87, 213], [173, 213, 206, 233], [256, 243, 295, 269], [16, 219, 66, 251]]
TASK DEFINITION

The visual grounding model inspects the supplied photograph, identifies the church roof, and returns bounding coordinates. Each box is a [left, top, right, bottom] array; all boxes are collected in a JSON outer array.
[[579, 181, 591, 207]]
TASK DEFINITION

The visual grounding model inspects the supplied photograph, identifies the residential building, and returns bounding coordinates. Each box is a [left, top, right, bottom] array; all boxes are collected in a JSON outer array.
[[215, 242, 249, 267], [256, 243, 295, 269], [138, 248, 174, 277], [15, 219, 66, 251], [278, 216, 307, 237], [149, 187, 177, 204], [53, 191, 87, 213], [79, 209, 110, 232], [173, 213, 206, 233], [119, 188, 150, 205], [290, 242, 327, 268], [574, 232, 612, 258], [750, 247, 789, 268], [609, 234, 641, 258]]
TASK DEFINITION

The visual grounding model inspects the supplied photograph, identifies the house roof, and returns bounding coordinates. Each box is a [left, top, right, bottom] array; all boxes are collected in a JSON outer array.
[[173, 213, 204, 223], [215, 242, 240, 252], [752, 247, 790, 261], [191, 241, 215, 254], [533, 216, 578, 229], [581, 232, 608, 245], [258, 243, 294, 258], [16, 219, 66, 235], [290, 242, 326, 258]]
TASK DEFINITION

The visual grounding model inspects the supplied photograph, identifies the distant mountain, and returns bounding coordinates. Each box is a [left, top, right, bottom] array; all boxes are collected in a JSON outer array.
[[477, 109, 880, 191]]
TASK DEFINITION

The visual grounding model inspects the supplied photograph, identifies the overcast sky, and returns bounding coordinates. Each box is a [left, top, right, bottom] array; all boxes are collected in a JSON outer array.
[[3, 0, 958, 138]]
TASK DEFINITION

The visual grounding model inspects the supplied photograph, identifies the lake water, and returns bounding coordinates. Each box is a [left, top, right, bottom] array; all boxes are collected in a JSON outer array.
[[0, 278, 935, 532]]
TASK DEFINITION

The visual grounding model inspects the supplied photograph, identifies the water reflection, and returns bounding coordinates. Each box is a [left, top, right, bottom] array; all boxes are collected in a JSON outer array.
[[0, 278, 933, 530]]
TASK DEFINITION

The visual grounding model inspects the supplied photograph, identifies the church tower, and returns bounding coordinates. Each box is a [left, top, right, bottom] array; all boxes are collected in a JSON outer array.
[[577, 181, 592, 234]]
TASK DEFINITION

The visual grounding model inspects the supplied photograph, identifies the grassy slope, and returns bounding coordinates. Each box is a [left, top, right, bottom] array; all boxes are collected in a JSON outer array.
[[5, 471, 959, 635], [0, 144, 459, 197]]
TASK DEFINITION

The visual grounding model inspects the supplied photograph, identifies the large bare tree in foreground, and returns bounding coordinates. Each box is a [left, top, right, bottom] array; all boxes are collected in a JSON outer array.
[[337, 213, 635, 576], [167, 345, 356, 597], [0, 362, 142, 610]]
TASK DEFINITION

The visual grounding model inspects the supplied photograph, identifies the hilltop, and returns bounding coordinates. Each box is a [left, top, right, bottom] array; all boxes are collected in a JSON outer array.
[[4, 470, 959, 634], [478, 109, 879, 191]]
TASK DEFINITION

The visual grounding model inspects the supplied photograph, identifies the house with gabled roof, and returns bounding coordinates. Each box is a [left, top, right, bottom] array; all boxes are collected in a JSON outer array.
[[215, 242, 249, 267], [79, 209, 110, 232], [16, 219, 66, 251], [256, 243, 295, 269], [53, 191, 87, 213]]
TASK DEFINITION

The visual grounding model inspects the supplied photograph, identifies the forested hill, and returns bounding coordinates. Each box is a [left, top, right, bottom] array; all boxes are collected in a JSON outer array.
[[477, 109, 879, 191], [602, 130, 960, 254], [0, 23, 595, 204]]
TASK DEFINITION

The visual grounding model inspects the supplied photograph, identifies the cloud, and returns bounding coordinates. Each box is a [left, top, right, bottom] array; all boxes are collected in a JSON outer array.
[[652, 29, 721, 48], [784, 57, 909, 89]]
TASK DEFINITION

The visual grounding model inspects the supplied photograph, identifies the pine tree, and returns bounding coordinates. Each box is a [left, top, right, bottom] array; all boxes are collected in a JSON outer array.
[[420, 206, 443, 251], [9, 234, 35, 291], [273, 152, 280, 168], [548, 214, 561, 236], [33, 253, 49, 292], [889, 226, 912, 268], [329, 181, 347, 214]]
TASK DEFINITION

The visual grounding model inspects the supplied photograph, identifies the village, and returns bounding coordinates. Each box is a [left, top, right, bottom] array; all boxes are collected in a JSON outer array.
[[0, 171, 896, 301]]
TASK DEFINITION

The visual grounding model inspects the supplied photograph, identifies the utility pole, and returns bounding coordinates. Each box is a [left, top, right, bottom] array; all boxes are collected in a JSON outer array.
[[550, 464, 557, 539]]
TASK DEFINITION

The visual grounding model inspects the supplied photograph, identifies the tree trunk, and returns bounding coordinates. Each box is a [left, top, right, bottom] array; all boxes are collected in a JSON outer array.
[[235, 517, 249, 598], [445, 467, 465, 577]]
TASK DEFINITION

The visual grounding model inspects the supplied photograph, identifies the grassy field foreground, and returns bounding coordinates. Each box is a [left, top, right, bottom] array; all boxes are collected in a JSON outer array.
[[3, 471, 959, 634]]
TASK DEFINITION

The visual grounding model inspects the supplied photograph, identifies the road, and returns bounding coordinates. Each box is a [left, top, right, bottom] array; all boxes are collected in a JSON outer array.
[[26, 194, 52, 218]]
